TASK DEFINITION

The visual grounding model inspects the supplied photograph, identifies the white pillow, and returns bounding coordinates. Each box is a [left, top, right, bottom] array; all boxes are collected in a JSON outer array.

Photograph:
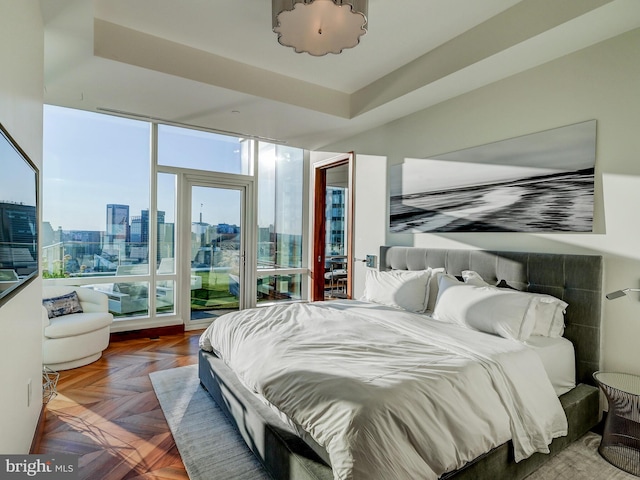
[[362, 269, 433, 313], [433, 274, 537, 341], [461, 270, 567, 338], [461, 270, 491, 287], [425, 267, 445, 313], [529, 295, 568, 337]]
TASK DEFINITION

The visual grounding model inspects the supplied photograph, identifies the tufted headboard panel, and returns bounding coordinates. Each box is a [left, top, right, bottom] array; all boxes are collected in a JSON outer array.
[[379, 246, 603, 385]]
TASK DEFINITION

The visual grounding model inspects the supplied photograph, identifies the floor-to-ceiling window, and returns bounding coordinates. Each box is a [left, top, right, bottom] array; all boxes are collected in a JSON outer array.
[[42, 106, 153, 319], [256, 142, 305, 304], [42, 106, 307, 329]]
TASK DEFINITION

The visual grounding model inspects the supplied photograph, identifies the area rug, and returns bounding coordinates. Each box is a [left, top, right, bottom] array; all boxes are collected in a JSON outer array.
[[150, 365, 636, 480], [149, 364, 271, 480]]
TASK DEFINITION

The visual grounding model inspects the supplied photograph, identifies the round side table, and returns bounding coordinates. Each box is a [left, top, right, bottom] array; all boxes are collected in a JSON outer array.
[[593, 371, 640, 476]]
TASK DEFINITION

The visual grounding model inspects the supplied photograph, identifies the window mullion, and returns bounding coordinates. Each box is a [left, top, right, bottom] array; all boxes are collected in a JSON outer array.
[[148, 123, 159, 314]]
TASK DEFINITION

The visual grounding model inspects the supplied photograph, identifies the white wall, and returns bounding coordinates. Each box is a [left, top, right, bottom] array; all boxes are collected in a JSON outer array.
[[323, 28, 640, 376], [0, 1, 44, 453], [351, 155, 387, 299]]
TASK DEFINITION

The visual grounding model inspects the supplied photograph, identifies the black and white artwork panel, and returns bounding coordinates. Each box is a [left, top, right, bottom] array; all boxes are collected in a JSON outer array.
[[389, 120, 596, 233]]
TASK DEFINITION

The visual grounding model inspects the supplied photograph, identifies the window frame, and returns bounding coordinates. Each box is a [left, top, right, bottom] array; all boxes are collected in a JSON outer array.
[[42, 109, 309, 331]]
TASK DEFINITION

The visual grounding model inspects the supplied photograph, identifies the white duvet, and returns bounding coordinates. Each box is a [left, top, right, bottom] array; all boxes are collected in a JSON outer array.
[[199, 300, 567, 480]]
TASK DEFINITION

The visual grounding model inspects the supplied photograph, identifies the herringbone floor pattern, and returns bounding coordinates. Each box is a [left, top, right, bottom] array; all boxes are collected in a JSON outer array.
[[36, 330, 204, 480]]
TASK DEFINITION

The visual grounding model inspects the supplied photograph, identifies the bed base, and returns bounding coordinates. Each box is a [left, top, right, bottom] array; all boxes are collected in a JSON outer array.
[[199, 349, 599, 480]]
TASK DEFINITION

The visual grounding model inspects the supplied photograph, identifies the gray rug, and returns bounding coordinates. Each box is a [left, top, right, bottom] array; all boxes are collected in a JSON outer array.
[[151, 365, 636, 480], [149, 365, 271, 480]]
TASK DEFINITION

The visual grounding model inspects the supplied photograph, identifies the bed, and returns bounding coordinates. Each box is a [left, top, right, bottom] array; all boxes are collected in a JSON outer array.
[[198, 246, 603, 480]]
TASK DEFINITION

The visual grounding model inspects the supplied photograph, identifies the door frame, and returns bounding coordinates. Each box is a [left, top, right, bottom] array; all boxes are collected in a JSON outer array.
[[311, 153, 355, 301], [182, 172, 256, 327]]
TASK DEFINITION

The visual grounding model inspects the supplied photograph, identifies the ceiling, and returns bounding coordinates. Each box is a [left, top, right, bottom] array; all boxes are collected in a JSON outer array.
[[41, 0, 640, 150]]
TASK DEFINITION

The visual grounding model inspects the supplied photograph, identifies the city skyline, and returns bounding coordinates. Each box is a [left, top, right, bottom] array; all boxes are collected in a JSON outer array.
[[41, 201, 245, 244]]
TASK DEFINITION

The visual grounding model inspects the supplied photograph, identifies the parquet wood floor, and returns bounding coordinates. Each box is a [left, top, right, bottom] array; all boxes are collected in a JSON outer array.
[[36, 330, 204, 480]]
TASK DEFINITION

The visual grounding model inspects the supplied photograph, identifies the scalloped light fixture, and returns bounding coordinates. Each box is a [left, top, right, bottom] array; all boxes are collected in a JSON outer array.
[[272, 0, 368, 56]]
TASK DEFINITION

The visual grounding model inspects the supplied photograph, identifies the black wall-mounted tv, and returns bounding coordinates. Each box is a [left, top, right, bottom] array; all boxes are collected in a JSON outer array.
[[0, 122, 38, 306]]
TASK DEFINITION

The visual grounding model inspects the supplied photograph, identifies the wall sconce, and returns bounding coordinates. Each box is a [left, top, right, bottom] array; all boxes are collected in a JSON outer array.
[[606, 288, 640, 300]]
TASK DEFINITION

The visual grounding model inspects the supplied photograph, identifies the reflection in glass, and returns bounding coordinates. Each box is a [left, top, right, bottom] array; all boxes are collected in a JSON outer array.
[[0, 122, 38, 304], [156, 280, 175, 315], [89, 281, 149, 318], [157, 173, 176, 273], [190, 186, 241, 320], [256, 274, 302, 304]]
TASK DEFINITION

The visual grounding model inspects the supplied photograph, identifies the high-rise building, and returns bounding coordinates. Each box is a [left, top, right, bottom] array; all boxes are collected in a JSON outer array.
[[325, 187, 346, 257], [104, 203, 129, 257], [130, 215, 142, 243], [141, 209, 165, 243]]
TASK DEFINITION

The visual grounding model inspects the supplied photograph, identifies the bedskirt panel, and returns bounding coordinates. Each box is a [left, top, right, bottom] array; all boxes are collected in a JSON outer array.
[[198, 349, 599, 480]]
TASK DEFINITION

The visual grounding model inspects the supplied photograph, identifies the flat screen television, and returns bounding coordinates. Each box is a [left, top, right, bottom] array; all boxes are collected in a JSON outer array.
[[0, 122, 38, 306]]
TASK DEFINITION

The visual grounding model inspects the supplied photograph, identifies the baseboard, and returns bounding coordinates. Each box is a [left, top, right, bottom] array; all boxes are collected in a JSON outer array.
[[29, 404, 47, 454], [110, 324, 185, 342]]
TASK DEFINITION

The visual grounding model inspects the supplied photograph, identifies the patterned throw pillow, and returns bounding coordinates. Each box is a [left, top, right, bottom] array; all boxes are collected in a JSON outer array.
[[43, 291, 84, 319]]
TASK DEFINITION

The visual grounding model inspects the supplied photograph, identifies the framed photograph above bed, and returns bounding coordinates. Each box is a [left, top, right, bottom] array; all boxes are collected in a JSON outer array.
[[389, 120, 596, 233]]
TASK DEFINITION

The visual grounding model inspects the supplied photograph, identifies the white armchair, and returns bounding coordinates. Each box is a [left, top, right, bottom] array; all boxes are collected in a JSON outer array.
[[42, 286, 114, 371]]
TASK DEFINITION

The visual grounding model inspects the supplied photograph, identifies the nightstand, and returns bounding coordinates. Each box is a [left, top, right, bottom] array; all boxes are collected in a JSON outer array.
[[593, 371, 640, 476]]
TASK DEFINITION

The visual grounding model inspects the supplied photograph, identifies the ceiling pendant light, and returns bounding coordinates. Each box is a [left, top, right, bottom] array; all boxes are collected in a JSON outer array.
[[272, 0, 368, 56]]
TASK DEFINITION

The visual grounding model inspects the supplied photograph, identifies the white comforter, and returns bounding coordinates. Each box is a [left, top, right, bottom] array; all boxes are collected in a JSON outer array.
[[199, 300, 567, 480]]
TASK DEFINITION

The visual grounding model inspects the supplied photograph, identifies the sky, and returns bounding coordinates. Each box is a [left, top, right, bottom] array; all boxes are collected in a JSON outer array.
[[191, 186, 241, 226], [42, 106, 248, 232]]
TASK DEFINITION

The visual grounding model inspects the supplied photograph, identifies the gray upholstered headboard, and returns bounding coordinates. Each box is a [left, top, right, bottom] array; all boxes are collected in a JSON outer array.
[[380, 246, 603, 386]]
